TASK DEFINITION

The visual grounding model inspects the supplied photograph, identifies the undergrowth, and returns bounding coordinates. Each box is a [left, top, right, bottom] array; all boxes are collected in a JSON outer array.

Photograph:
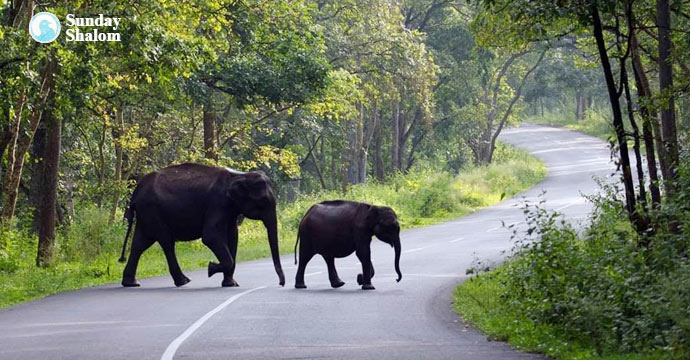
[[454, 179, 690, 359]]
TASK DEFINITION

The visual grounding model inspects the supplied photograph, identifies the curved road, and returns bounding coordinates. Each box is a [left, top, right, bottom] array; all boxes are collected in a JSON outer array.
[[0, 124, 616, 359]]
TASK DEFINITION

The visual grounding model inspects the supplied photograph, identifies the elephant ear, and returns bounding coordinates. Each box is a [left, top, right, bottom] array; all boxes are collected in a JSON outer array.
[[227, 177, 247, 202], [365, 205, 380, 233]]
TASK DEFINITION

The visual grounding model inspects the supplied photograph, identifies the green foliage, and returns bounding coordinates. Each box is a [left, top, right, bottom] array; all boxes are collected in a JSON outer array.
[[0, 143, 544, 309], [61, 205, 125, 262], [454, 185, 690, 359]]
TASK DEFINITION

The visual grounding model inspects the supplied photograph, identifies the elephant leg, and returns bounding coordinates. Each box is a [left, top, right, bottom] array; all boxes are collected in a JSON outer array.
[[223, 223, 239, 286], [324, 256, 345, 288], [355, 247, 375, 290], [122, 226, 155, 287], [357, 263, 375, 285], [203, 237, 236, 287], [295, 249, 314, 289], [159, 240, 190, 287]]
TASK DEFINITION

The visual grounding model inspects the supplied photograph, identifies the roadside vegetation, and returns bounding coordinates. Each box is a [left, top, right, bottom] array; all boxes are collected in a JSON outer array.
[[453, 0, 690, 359], [454, 169, 690, 359], [0, 143, 545, 309]]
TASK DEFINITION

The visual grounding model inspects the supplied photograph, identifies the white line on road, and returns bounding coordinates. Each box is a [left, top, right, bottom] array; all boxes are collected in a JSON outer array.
[[486, 221, 522, 233], [305, 271, 322, 277], [555, 198, 585, 212], [448, 237, 464, 243], [403, 246, 430, 253], [161, 286, 266, 360]]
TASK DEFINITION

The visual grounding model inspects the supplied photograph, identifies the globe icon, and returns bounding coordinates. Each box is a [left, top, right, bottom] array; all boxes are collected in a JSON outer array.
[[29, 12, 60, 43]]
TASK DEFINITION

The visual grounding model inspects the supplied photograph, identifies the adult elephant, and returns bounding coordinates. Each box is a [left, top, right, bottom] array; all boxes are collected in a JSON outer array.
[[118, 163, 285, 288]]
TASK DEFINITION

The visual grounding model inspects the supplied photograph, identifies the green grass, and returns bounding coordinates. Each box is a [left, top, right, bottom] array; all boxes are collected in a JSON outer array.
[[524, 108, 613, 141], [453, 268, 671, 360], [0, 142, 545, 309]]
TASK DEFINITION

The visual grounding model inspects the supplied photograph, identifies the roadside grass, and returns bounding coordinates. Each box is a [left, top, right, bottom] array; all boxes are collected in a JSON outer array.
[[0, 142, 545, 309], [524, 108, 613, 141], [453, 269, 667, 360]]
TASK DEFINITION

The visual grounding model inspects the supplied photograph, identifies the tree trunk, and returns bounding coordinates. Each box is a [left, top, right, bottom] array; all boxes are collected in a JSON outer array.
[[575, 91, 583, 121], [656, 0, 679, 195], [0, 118, 12, 184], [590, 3, 638, 227], [540, 97, 544, 117], [374, 124, 384, 181], [346, 116, 359, 184], [36, 96, 60, 267], [1, 90, 26, 208], [391, 101, 400, 171], [631, 28, 662, 207], [397, 109, 407, 171], [202, 94, 217, 161], [622, 66, 648, 214], [30, 123, 46, 233], [330, 146, 337, 189], [356, 115, 367, 184], [486, 50, 546, 164], [109, 107, 125, 224]]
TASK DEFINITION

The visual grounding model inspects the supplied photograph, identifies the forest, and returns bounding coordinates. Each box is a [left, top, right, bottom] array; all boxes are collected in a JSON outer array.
[[1, 0, 690, 358], [1, 0, 550, 281]]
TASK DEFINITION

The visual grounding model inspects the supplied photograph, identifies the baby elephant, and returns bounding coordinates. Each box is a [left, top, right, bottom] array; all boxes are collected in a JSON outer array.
[[294, 200, 402, 290]]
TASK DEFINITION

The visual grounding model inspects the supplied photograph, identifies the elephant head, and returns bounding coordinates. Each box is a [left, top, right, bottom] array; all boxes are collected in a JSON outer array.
[[228, 171, 285, 286], [367, 205, 402, 282]]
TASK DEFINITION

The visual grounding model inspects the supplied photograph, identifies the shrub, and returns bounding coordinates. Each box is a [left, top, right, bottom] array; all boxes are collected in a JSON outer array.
[[485, 190, 690, 357], [61, 205, 125, 262]]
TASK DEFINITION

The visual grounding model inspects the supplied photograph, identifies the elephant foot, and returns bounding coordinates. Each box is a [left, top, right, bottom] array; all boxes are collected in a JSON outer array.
[[222, 278, 239, 287], [121, 278, 140, 287], [208, 261, 220, 277], [357, 274, 363, 285], [175, 275, 191, 287], [295, 282, 307, 289], [361, 284, 375, 290], [330, 280, 345, 288]]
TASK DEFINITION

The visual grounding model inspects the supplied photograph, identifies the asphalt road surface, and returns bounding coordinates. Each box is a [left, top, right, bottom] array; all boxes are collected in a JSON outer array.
[[0, 124, 617, 360]]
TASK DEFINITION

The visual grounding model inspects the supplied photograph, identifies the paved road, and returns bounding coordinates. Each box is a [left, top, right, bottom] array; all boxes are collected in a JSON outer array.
[[0, 124, 616, 359]]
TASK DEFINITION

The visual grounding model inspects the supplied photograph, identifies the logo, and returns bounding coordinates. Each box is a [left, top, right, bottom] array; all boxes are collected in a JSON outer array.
[[65, 14, 121, 42], [29, 12, 61, 43]]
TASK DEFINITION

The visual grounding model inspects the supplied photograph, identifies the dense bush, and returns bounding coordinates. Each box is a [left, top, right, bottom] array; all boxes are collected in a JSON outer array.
[[476, 185, 690, 358]]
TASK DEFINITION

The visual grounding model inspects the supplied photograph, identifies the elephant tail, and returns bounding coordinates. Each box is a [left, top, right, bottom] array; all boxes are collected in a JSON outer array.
[[294, 206, 315, 265], [118, 205, 135, 263], [294, 232, 300, 265]]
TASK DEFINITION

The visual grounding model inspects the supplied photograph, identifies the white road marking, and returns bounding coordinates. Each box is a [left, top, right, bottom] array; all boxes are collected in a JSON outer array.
[[5, 324, 179, 339], [486, 221, 521, 233], [403, 246, 429, 253], [8, 320, 138, 328], [400, 273, 465, 278], [555, 198, 585, 211], [161, 286, 266, 360], [304, 271, 322, 277], [448, 237, 464, 243]]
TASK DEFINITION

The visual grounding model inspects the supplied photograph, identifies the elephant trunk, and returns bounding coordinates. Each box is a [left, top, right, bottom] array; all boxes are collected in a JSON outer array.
[[394, 237, 402, 282], [264, 211, 285, 286]]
